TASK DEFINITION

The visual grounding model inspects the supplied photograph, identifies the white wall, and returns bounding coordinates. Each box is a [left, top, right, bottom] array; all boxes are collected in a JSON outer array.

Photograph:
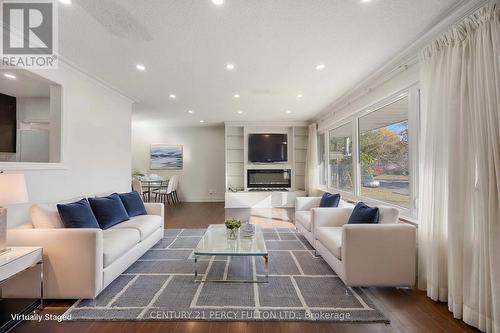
[[132, 125, 225, 202], [4, 63, 133, 226]]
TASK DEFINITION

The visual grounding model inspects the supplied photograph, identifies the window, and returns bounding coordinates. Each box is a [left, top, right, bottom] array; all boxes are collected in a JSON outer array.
[[318, 133, 326, 185], [358, 96, 410, 208], [322, 87, 419, 218], [328, 123, 353, 192]]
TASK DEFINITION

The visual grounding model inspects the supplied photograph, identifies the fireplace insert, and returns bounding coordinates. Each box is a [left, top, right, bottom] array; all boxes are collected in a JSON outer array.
[[247, 169, 291, 189]]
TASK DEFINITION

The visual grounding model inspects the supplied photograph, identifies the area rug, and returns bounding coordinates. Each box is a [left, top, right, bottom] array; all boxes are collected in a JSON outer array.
[[64, 228, 389, 323]]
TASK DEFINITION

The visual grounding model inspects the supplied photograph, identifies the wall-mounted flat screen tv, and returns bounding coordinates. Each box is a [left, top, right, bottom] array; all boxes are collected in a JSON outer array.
[[248, 133, 288, 163]]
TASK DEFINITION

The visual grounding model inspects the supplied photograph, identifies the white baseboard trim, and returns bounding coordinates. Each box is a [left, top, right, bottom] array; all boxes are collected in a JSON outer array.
[[179, 197, 225, 203]]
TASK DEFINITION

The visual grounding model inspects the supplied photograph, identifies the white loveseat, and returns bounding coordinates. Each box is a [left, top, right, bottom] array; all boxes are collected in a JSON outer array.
[[313, 206, 417, 287], [6, 201, 164, 299], [295, 196, 354, 248]]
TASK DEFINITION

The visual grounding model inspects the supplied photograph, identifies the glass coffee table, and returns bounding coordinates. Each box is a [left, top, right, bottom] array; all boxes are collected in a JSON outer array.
[[194, 224, 269, 283]]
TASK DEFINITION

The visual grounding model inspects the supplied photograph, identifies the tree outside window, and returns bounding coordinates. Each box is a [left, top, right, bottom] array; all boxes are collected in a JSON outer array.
[[359, 97, 410, 207]]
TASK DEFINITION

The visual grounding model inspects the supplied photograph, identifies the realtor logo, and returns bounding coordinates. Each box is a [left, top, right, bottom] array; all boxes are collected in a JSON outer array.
[[0, 0, 58, 68]]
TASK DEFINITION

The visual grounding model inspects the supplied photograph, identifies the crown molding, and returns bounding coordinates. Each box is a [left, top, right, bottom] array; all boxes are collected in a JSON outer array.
[[224, 121, 310, 127], [314, 0, 489, 122]]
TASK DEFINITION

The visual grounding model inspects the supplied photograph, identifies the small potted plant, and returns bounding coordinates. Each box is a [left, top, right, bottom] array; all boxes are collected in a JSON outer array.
[[224, 218, 242, 240]]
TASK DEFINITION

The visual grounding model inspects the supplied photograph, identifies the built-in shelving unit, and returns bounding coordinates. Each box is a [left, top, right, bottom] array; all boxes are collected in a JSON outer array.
[[293, 126, 308, 191], [225, 126, 245, 190], [224, 122, 308, 208]]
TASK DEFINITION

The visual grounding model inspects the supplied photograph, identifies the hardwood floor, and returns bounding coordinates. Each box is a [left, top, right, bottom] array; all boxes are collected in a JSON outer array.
[[11, 202, 480, 333]]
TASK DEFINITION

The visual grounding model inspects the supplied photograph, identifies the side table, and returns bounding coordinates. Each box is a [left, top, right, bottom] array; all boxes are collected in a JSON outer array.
[[0, 247, 43, 333]]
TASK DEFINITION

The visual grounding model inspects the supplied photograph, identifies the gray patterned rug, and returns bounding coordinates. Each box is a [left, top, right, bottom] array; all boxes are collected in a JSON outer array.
[[64, 228, 388, 322]]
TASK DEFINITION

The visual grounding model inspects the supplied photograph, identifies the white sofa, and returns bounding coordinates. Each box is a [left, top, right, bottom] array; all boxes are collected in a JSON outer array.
[[6, 201, 164, 299], [313, 206, 417, 287], [295, 196, 354, 248]]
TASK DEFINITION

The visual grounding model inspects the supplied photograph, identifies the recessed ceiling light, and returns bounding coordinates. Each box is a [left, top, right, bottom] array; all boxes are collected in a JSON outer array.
[[212, 0, 224, 5], [361, 0, 372, 3], [297, 94, 303, 99], [233, 93, 240, 98], [226, 63, 235, 70], [59, 0, 71, 4], [315, 64, 326, 71], [188, 110, 194, 114], [200, 120, 205, 123], [286, 110, 292, 114], [4, 73, 16, 79], [237, 110, 243, 114], [136, 64, 146, 71], [169, 94, 176, 99]]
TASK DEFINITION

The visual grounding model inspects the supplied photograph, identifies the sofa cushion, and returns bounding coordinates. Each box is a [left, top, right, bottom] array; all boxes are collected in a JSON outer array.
[[295, 211, 312, 231], [347, 202, 379, 224], [57, 199, 100, 229], [32, 203, 64, 229], [119, 191, 147, 217], [31, 197, 84, 228], [110, 214, 163, 241], [88, 193, 130, 230], [319, 192, 341, 208], [316, 227, 343, 259], [102, 228, 141, 267], [378, 207, 400, 224]]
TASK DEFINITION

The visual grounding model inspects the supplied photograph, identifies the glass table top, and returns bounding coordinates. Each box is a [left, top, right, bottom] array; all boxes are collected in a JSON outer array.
[[194, 224, 268, 256]]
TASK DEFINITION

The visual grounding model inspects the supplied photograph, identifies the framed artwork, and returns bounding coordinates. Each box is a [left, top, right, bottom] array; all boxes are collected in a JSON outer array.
[[150, 145, 183, 170]]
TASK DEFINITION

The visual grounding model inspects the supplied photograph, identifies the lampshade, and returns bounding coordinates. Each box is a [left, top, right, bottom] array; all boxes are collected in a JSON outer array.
[[0, 173, 29, 206]]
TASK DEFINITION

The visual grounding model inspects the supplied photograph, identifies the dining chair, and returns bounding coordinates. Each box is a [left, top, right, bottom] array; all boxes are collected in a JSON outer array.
[[170, 175, 179, 204], [132, 179, 148, 201], [153, 179, 175, 205]]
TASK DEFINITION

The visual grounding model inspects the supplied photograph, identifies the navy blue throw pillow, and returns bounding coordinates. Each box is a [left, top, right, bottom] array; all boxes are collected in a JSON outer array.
[[347, 202, 380, 224], [119, 191, 147, 217], [57, 199, 100, 229], [319, 192, 341, 208], [88, 193, 130, 230]]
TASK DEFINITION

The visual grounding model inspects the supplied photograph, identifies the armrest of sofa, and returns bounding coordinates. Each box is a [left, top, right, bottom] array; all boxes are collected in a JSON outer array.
[[295, 197, 321, 211], [144, 202, 164, 219], [312, 207, 353, 229], [341, 223, 417, 287], [6, 228, 103, 299]]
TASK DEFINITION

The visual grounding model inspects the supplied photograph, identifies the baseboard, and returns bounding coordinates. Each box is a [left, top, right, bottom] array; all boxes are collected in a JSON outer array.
[[179, 197, 225, 203]]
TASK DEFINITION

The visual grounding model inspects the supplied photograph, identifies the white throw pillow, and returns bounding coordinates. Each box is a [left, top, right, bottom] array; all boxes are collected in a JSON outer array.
[[31, 197, 84, 229]]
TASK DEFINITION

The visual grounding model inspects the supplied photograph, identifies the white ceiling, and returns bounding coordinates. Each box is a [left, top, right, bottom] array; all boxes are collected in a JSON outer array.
[[58, 0, 460, 126]]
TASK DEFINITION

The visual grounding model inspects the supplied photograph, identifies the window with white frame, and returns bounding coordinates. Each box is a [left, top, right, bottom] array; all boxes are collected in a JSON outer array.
[[320, 87, 419, 218], [359, 96, 410, 208], [328, 123, 353, 192], [318, 133, 326, 186]]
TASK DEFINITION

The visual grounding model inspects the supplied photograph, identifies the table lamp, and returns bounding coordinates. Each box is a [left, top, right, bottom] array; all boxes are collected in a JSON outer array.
[[0, 172, 29, 255]]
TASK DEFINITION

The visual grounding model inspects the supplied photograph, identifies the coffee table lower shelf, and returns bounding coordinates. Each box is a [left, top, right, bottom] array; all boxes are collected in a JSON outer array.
[[194, 254, 269, 283]]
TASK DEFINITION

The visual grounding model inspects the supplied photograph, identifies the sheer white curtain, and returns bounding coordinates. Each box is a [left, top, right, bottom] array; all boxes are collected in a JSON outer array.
[[305, 123, 320, 196], [418, 3, 500, 332]]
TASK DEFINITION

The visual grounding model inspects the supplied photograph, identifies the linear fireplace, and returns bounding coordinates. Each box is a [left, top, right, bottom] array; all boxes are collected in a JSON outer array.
[[247, 169, 291, 189]]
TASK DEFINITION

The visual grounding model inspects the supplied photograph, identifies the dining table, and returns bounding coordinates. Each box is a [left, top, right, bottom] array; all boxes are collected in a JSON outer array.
[[140, 177, 169, 202]]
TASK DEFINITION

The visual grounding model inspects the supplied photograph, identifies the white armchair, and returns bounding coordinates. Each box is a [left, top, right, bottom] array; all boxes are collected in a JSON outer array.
[[295, 196, 353, 249], [313, 206, 417, 287]]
